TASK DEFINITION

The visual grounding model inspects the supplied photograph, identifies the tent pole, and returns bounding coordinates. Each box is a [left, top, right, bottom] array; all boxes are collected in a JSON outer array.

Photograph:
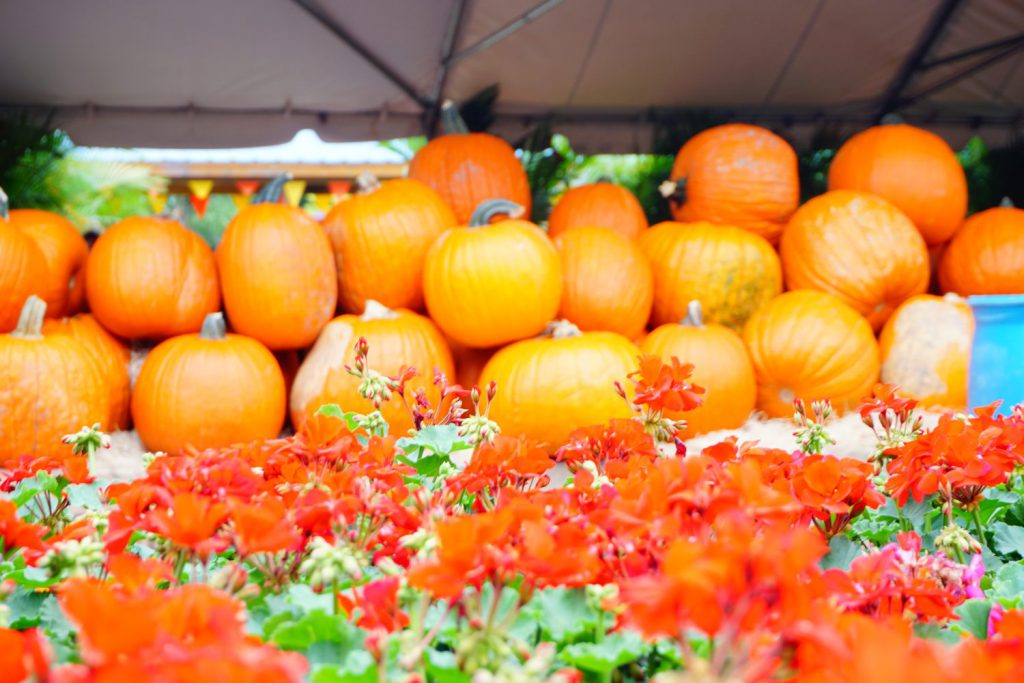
[[896, 41, 1024, 109], [922, 33, 1024, 70], [424, 0, 470, 137], [446, 0, 565, 67]]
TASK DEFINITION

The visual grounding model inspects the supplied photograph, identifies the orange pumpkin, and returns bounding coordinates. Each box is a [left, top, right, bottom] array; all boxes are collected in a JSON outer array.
[[43, 314, 132, 430], [86, 216, 220, 339], [780, 190, 930, 330], [132, 312, 286, 454], [939, 204, 1024, 296], [408, 101, 531, 224], [323, 174, 455, 313], [640, 301, 756, 437], [639, 221, 781, 330], [217, 179, 337, 350], [424, 200, 562, 348], [0, 190, 49, 333], [742, 290, 880, 418], [8, 209, 89, 318], [0, 296, 110, 460], [829, 123, 967, 246], [553, 225, 653, 340], [290, 300, 455, 435], [879, 294, 972, 410], [548, 182, 648, 240], [661, 124, 799, 243]]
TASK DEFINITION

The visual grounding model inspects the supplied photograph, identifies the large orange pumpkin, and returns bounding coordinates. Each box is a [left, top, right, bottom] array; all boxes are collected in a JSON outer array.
[[0, 296, 110, 460], [132, 312, 286, 453], [408, 101, 531, 224], [480, 321, 638, 448], [661, 124, 799, 243], [829, 123, 967, 245], [216, 180, 337, 350], [86, 216, 220, 339], [640, 301, 756, 437], [553, 225, 653, 340], [548, 182, 648, 240], [939, 204, 1024, 296], [879, 294, 972, 410], [323, 174, 455, 313], [0, 190, 49, 333], [639, 221, 781, 330], [8, 209, 89, 318], [43, 314, 132, 430], [742, 290, 880, 418], [780, 190, 929, 330], [290, 300, 455, 435], [424, 200, 562, 348]]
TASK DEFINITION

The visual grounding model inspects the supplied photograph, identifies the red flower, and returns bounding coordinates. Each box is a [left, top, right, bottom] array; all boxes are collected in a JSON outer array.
[[229, 499, 303, 556], [146, 492, 229, 558], [0, 628, 50, 683], [628, 355, 704, 414], [0, 499, 49, 560]]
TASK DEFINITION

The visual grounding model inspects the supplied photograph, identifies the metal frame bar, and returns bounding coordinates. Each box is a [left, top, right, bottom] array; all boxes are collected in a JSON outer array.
[[446, 0, 566, 67], [424, 0, 471, 136], [897, 41, 1024, 108], [923, 33, 1024, 70]]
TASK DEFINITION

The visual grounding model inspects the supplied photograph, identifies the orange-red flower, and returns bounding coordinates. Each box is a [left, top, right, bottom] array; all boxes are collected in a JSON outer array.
[[628, 355, 704, 414], [0, 498, 49, 560], [146, 492, 229, 558]]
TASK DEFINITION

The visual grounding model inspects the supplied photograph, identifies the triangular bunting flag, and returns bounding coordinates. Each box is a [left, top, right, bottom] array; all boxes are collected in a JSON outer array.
[[327, 180, 351, 198], [231, 193, 251, 211], [314, 193, 334, 212], [235, 180, 260, 197], [189, 195, 210, 219], [283, 180, 307, 208], [187, 179, 214, 200], [148, 190, 168, 215]]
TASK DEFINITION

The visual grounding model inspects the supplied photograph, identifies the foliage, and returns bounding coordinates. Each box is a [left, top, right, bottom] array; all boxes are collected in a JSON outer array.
[[959, 135, 1024, 213]]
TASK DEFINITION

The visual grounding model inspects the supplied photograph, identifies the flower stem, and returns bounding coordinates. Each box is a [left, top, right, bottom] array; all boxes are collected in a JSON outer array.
[[972, 509, 987, 548]]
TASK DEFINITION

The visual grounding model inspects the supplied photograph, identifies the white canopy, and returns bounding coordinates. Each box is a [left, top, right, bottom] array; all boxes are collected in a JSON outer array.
[[1, 0, 1021, 151]]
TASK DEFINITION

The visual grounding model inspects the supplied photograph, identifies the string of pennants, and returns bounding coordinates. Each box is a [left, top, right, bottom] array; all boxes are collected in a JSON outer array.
[[147, 178, 355, 219]]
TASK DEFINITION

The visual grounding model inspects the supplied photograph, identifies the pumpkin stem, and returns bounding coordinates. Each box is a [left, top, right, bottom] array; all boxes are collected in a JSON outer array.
[[543, 319, 582, 339], [361, 299, 400, 321], [658, 178, 686, 205], [200, 312, 227, 340], [440, 100, 470, 135], [1000, 197, 1015, 208], [253, 174, 291, 205], [12, 295, 46, 339], [942, 292, 965, 303], [682, 300, 703, 327], [0, 186, 8, 220], [352, 172, 382, 195], [880, 113, 905, 125], [469, 199, 525, 227]]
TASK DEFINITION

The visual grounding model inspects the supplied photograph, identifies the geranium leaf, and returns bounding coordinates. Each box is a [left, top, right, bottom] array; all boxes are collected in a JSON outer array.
[[820, 535, 861, 570], [559, 630, 646, 674], [954, 599, 993, 640], [992, 522, 1024, 559]]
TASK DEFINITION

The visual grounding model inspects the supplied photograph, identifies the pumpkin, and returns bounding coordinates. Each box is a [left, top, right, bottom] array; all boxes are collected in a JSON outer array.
[[828, 123, 967, 245], [86, 215, 220, 339], [638, 221, 781, 330], [0, 189, 49, 333], [43, 314, 132, 430], [408, 101, 531, 224], [132, 312, 286, 454], [548, 182, 648, 240], [660, 124, 799, 243], [479, 321, 638, 448], [879, 294, 972, 410], [216, 177, 337, 350], [780, 190, 930, 330], [640, 301, 756, 437], [0, 296, 110, 460], [290, 300, 455, 435], [553, 225, 653, 340], [8, 209, 89, 318], [939, 204, 1024, 296], [424, 200, 562, 348], [323, 174, 455, 313]]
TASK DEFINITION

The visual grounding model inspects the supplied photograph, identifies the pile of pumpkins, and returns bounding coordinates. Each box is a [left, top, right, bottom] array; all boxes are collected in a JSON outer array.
[[2, 102, 1023, 458]]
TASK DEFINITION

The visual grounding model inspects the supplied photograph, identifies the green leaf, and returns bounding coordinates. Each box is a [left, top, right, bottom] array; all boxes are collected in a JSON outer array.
[[311, 650, 376, 683], [315, 404, 361, 430], [992, 522, 1024, 559], [425, 649, 472, 683], [1004, 499, 1024, 527], [65, 482, 105, 510], [913, 622, 960, 644], [267, 609, 363, 654], [820, 535, 861, 570], [559, 630, 646, 674], [954, 600, 992, 640], [5, 566, 58, 590], [521, 587, 598, 643], [991, 562, 1024, 599], [5, 589, 47, 628], [34, 471, 66, 497], [10, 479, 43, 510]]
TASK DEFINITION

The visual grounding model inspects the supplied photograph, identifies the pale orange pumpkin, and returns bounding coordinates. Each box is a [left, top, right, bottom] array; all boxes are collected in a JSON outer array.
[[8, 209, 89, 318], [780, 190, 930, 330], [132, 312, 286, 454], [939, 204, 1024, 296], [640, 301, 756, 437], [547, 182, 648, 240], [424, 200, 562, 348], [479, 321, 638, 448], [85, 215, 220, 339], [323, 174, 455, 313], [742, 290, 880, 418], [0, 189, 49, 333], [553, 225, 653, 340], [290, 300, 455, 435], [0, 296, 110, 460], [879, 294, 972, 410], [638, 221, 781, 330]]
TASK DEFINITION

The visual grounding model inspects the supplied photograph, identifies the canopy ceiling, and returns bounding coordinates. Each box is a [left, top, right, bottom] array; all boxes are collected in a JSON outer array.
[[1, 0, 1021, 151]]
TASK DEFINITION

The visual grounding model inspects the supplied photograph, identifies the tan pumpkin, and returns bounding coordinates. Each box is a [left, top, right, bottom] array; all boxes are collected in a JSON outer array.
[[640, 301, 756, 437], [638, 221, 781, 330], [8, 209, 89, 318], [479, 321, 638, 448], [424, 200, 562, 348], [0, 189, 49, 333], [322, 174, 455, 313], [742, 290, 880, 418], [939, 204, 1024, 296], [0, 296, 110, 460], [132, 313, 286, 454], [780, 190, 930, 330], [547, 182, 648, 240], [553, 225, 653, 340], [878, 294, 972, 410], [290, 301, 455, 435]]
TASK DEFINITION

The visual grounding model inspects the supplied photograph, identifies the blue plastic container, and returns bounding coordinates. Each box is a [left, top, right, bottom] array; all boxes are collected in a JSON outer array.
[[968, 294, 1024, 415]]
